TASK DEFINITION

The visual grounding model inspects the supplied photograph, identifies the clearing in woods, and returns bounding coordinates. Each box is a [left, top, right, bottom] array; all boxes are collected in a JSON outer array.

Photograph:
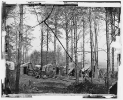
[[19, 74, 107, 94], [19, 74, 76, 93]]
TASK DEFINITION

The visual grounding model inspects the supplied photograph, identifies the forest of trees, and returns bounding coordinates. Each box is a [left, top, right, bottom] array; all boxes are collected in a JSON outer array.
[[2, 2, 121, 94]]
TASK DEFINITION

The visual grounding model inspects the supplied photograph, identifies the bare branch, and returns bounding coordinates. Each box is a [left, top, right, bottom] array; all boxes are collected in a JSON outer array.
[[32, 6, 54, 28], [33, 6, 40, 24]]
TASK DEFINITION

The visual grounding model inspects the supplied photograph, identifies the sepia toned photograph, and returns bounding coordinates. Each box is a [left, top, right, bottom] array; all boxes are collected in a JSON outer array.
[[1, 1, 122, 98]]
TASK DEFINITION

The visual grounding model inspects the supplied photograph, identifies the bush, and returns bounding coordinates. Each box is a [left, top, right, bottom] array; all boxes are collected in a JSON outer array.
[[67, 80, 107, 94]]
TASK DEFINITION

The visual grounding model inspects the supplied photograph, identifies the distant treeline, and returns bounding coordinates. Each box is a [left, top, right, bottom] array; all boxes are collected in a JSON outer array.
[[30, 50, 54, 66]]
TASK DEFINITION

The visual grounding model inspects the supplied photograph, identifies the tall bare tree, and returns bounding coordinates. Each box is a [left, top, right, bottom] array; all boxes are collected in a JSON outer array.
[[89, 8, 94, 82], [105, 8, 110, 93], [94, 13, 98, 79], [117, 8, 121, 66], [15, 4, 23, 93], [54, 7, 58, 69], [65, 6, 69, 75], [70, 19, 74, 62], [40, 22, 44, 72], [82, 15, 85, 69], [73, 8, 79, 83], [46, 26, 49, 64], [110, 8, 116, 75]]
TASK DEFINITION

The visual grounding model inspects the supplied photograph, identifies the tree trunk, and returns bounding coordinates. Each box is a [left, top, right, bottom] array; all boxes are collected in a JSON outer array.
[[54, 8, 57, 69], [94, 15, 98, 79], [15, 4, 23, 93], [6, 27, 11, 61], [71, 20, 73, 62], [54, 30, 56, 65], [117, 8, 121, 67], [24, 49, 26, 63], [25, 47, 27, 63], [40, 23, 43, 71], [5, 26, 11, 93], [105, 8, 110, 93], [16, 29, 18, 63], [65, 7, 69, 75], [25, 32, 28, 63], [46, 26, 49, 64], [74, 10, 79, 83], [111, 10, 115, 75], [83, 16, 85, 69], [22, 44, 24, 63], [89, 8, 94, 82]]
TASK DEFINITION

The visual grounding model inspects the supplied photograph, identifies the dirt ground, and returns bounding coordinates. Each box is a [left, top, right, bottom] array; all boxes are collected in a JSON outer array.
[[19, 74, 107, 94], [2, 74, 117, 98], [19, 74, 75, 93]]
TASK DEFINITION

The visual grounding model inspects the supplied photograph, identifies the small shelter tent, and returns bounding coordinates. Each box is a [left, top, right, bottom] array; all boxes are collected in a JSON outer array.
[[6, 61, 15, 70], [81, 64, 91, 72], [20, 62, 32, 75]]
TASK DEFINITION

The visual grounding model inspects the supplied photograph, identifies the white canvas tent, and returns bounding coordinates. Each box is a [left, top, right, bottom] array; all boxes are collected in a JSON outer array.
[[68, 62, 75, 74], [42, 64, 53, 71], [81, 64, 91, 72], [35, 65, 41, 68], [61, 62, 75, 74], [20, 62, 32, 75], [20, 62, 30, 67], [6, 61, 15, 70], [35, 64, 53, 71]]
